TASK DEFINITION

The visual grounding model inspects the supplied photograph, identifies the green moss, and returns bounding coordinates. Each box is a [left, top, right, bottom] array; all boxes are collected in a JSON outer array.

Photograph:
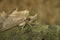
[[0, 25, 60, 40]]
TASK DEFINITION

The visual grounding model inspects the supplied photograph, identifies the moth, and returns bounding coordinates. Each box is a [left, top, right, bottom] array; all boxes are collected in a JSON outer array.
[[0, 9, 37, 31]]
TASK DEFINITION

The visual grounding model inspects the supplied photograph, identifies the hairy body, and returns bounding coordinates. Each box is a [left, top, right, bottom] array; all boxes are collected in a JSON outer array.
[[0, 9, 29, 31]]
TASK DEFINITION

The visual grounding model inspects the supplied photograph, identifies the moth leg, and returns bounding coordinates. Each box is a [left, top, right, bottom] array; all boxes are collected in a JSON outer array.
[[19, 22, 26, 30]]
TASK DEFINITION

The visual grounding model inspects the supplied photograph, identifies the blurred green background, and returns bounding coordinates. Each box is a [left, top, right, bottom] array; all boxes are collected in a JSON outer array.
[[0, 25, 60, 40]]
